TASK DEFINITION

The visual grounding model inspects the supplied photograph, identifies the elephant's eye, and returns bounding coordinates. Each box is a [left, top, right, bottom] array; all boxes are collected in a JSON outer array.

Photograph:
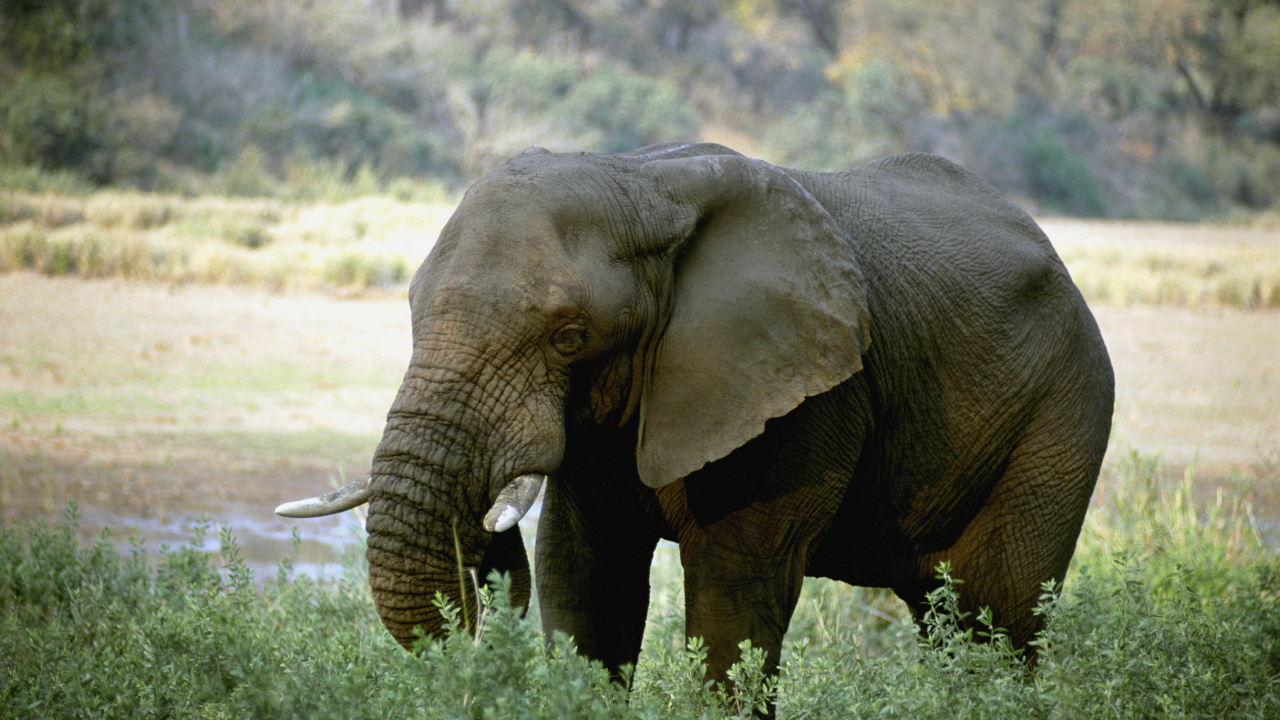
[[551, 325, 587, 357]]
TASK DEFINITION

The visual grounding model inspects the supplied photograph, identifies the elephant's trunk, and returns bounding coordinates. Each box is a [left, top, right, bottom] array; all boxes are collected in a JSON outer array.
[[362, 411, 537, 649]]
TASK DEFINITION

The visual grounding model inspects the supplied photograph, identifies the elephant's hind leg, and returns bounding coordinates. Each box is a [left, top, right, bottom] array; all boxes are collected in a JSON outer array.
[[907, 383, 1111, 656]]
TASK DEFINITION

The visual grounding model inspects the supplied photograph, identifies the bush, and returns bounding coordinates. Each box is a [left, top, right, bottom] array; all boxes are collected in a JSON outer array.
[[560, 68, 701, 154], [3, 452, 1279, 718], [1017, 125, 1107, 217], [0, 161, 95, 194], [1197, 136, 1278, 210], [212, 146, 280, 198], [0, 225, 153, 279], [1063, 57, 1151, 122], [104, 90, 185, 189], [0, 74, 113, 183], [323, 252, 407, 288], [237, 82, 454, 189], [1163, 153, 1219, 208], [0, 509, 768, 719], [765, 60, 911, 172]]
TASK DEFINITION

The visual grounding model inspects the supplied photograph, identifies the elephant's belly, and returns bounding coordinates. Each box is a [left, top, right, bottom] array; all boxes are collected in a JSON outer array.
[[805, 528, 919, 587]]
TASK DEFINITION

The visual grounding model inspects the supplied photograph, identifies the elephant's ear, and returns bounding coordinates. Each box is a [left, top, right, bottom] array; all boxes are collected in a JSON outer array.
[[634, 155, 872, 489]]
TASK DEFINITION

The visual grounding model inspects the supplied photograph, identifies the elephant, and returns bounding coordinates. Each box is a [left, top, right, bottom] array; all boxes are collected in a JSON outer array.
[[277, 143, 1114, 704]]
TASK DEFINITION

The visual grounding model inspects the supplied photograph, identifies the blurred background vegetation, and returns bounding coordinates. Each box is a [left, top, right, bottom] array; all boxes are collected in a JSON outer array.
[[1, 0, 1278, 220]]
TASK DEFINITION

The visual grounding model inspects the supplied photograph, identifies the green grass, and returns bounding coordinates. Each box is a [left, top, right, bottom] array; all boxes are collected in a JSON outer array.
[[2, 453, 1279, 719], [188, 428, 379, 464], [0, 350, 395, 425], [0, 390, 109, 417]]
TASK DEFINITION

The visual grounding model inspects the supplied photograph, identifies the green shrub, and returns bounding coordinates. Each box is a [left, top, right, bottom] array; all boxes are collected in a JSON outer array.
[[0, 161, 94, 194], [1156, 152, 1221, 220], [765, 60, 911, 172], [1198, 137, 1278, 210], [1245, 555, 1280, 673], [1063, 57, 1150, 121], [0, 74, 113, 182], [1035, 554, 1276, 718], [0, 226, 152, 278], [3, 451, 1279, 719], [104, 91, 185, 189], [323, 252, 408, 288], [560, 68, 701, 154], [213, 146, 280, 198], [1018, 125, 1107, 217], [237, 83, 453, 190]]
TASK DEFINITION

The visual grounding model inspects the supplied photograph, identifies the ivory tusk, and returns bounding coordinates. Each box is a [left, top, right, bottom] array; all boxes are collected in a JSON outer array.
[[275, 473, 373, 518], [482, 473, 545, 533]]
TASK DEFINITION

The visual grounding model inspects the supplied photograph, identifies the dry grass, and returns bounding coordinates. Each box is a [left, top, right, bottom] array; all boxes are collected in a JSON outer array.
[[4, 192, 1278, 309], [1043, 218, 1280, 310], [0, 190, 456, 291]]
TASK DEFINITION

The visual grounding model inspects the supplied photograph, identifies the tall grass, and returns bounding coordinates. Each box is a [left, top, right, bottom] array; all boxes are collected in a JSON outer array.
[[5, 190, 1280, 308], [2, 453, 1277, 718], [0, 190, 454, 291], [1047, 218, 1280, 310]]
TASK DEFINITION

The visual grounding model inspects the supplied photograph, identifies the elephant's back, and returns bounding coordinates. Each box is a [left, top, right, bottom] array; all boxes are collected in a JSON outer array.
[[794, 154, 1080, 348], [796, 154, 1112, 550], [794, 154, 1090, 354], [805, 153, 1062, 283]]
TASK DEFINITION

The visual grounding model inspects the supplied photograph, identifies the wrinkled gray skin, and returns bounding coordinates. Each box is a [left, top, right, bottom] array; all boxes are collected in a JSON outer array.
[[292, 144, 1113, 706]]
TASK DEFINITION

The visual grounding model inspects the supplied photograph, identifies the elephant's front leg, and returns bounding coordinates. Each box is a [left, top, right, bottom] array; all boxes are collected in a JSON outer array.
[[534, 476, 660, 681], [660, 466, 847, 715], [680, 539, 805, 689]]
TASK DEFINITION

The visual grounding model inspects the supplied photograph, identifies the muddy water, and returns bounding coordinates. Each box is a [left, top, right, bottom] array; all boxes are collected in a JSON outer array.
[[69, 492, 1277, 590], [62, 503, 366, 584], [58, 498, 547, 586]]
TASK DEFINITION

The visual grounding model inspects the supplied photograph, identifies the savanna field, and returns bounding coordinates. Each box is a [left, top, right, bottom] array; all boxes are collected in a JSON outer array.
[[3, 1, 1280, 715], [1, 187, 1278, 719]]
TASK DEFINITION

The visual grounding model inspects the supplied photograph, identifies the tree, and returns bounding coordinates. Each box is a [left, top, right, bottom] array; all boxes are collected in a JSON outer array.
[[1062, 0, 1280, 132], [1174, 0, 1280, 131], [777, 0, 842, 55]]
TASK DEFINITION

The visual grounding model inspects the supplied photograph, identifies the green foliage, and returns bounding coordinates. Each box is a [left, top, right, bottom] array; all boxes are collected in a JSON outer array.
[[403, 581, 626, 720], [0, 74, 113, 182], [0, 0, 97, 71], [1063, 57, 1151, 122], [0, 162, 94, 195], [1246, 555, 1280, 673], [1, 0, 1277, 217], [323, 252, 408, 288], [765, 60, 911, 172], [1033, 555, 1276, 718], [0, 515, 769, 720], [1197, 136, 1278, 210], [0, 225, 154, 279], [0, 507, 387, 719], [964, 114, 1110, 217], [1017, 125, 1108, 218], [238, 82, 454, 185], [4, 450, 1279, 718], [560, 69, 701, 155]]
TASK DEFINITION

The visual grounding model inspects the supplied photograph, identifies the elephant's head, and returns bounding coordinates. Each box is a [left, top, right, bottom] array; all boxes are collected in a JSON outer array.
[[277, 144, 871, 649]]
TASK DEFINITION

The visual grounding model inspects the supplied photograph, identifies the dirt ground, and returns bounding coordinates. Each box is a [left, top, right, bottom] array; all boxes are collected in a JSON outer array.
[[2, 270, 1279, 571], [0, 273, 410, 571]]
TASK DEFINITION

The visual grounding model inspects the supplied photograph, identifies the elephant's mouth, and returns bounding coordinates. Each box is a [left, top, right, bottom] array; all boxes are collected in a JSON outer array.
[[275, 471, 545, 535]]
